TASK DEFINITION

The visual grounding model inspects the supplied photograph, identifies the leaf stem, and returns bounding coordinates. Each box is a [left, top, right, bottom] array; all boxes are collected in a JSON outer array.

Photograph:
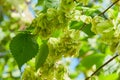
[[85, 53, 119, 80], [80, 23, 87, 30]]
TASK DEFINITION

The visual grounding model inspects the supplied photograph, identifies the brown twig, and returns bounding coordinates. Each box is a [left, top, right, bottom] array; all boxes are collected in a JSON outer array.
[[80, 0, 119, 31], [84, 1, 120, 79], [85, 53, 119, 80], [98, 0, 120, 16]]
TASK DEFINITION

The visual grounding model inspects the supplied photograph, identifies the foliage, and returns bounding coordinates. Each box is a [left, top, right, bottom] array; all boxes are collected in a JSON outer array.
[[10, 33, 39, 69], [0, 0, 120, 80], [35, 42, 49, 70]]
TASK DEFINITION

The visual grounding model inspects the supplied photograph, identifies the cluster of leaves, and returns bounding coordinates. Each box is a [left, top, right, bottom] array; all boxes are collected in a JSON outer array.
[[1, 0, 120, 80], [91, 14, 120, 53], [0, 0, 33, 79]]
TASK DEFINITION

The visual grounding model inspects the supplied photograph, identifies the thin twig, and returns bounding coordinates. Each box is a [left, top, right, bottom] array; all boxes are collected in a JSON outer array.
[[80, 0, 119, 31], [84, 0, 120, 79], [98, 0, 120, 16], [80, 23, 87, 30], [85, 53, 119, 80]]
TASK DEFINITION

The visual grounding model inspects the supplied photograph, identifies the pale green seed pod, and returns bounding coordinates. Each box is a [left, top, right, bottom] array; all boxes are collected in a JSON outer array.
[[59, 0, 75, 13], [22, 66, 36, 80], [80, 15, 92, 24]]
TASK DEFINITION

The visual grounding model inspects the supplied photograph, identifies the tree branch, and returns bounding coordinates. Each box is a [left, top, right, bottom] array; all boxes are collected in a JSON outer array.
[[85, 53, 119, 80], [80, 0, 119, 31], [98, 0, 120, 16]]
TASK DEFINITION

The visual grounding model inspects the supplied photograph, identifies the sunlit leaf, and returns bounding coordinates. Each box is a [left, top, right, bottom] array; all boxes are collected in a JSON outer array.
[[81, 54, 105, 69], [99, 73, 118, 80], [70, 21, 84, 30]]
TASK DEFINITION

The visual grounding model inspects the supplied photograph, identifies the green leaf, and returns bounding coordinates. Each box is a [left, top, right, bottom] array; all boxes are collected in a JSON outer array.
[[51, 29, 62, 38], [70, 21, 84, 29], [10, 33, 39, 69], [76, 6, 101, 17], [35, 42, 49, 70], [0, 7, 3, 22], [79, 42, 90, 57], [70, 21, 95, 37], [69, 72, 78, 79], [81, 54, 105, 69], [82, 24, 95, 37], [99, 73, 118, 80], [36, 0, 44, 6]]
